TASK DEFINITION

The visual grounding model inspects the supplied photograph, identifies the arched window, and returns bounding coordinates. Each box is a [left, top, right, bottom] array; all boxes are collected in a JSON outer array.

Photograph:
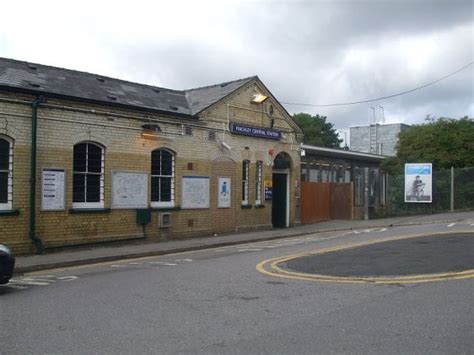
[[0, 136, 13, 210], [151, 149, 175, 207], [73, 142, 104, 208]]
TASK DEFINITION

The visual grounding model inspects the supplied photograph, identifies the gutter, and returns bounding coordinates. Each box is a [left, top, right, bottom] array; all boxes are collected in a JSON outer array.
[[29, 96, 45, 254]]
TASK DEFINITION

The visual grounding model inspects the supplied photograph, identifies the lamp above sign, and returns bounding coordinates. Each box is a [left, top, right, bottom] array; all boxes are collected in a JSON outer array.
[[229, 123, 281, 141]]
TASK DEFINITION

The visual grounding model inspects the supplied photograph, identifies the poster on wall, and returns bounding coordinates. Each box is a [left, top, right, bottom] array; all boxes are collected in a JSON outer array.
[[264, 180, 273, 201], [41, 168, 65, 211], [405, 163, 432, 203], [218, 177, 231, 208], [182, 176, 210, 209], [112, 171, 148, 208]]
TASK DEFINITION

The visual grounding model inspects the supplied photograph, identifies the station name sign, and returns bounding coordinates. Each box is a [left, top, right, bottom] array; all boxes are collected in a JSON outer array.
[[229, 123, 281, 141]]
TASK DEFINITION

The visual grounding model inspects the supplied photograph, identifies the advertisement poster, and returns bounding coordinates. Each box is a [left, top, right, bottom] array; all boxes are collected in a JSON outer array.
[[405, 163, 432, 203], [264, 180, 273, 201], [218, 177, 231, 208]]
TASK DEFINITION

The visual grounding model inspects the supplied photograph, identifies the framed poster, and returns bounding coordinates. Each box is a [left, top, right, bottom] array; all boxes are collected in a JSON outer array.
[[264, 180, 273, 201], [112, 171, 148, 208], [182, 176, 210, 209], [41, 168, 66, 211], [218, 177, 231, 208], [405, 163, 432, 203]]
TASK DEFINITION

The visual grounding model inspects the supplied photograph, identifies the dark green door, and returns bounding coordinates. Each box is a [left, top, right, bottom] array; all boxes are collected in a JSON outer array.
[[272, 173, 287, 228]]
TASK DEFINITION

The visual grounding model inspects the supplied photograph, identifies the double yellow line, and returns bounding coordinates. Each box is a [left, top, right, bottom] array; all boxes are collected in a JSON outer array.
[[256, 231, 474, 284]]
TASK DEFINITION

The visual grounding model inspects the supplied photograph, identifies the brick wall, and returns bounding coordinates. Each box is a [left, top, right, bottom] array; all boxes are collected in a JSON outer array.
[[0, 79, 301, 255]]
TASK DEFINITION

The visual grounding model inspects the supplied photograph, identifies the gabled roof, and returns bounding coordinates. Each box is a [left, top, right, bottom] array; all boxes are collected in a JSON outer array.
[[185, 76, 256, 115], [0, 57, 255, 118]]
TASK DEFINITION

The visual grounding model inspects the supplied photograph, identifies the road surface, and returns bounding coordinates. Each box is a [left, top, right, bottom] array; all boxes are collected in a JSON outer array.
[[1, 221, 473, 353]]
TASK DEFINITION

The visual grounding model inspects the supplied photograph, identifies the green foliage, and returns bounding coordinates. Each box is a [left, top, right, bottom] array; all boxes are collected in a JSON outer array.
[[380, 117, 474, 216], [293, 112, 342, 148], [380, 156, 404, 175], [396, 117, 474, 169]]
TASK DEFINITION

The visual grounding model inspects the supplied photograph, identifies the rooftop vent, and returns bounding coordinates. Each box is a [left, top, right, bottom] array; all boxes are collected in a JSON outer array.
[[220, 82, 230, 88], [26, 63, 37, 70], [28, 82, 41, 88], [152, 88, 161, 93], [169, 105, 178, 111], [96, 76, 105, 82], [107, 95, 117, 101]]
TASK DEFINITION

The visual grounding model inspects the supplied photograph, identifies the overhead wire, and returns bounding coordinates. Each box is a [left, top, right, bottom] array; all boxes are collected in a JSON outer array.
[[281, 61, 474, 107]]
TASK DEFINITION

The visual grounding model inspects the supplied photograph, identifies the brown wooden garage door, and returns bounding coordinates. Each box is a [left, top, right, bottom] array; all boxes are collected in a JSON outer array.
[[300, 182, 353, 224]]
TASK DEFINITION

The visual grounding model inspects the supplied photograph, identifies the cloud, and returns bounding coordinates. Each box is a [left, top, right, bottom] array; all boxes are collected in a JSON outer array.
[[0, 0, 472, 132]]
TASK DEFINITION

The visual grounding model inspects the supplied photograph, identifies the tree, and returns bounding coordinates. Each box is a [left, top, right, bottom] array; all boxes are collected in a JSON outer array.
[[292, 113, 342, 148], [381, 117, 474, 174]]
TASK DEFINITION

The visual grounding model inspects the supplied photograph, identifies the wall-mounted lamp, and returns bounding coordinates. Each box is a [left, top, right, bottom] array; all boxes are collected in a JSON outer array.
[[251, 93, 268, 104], [141, 123, 161, 139]]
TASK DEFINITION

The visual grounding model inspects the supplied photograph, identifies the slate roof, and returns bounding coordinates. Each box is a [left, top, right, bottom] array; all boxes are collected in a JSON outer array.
[[0, 57, 256, 118]]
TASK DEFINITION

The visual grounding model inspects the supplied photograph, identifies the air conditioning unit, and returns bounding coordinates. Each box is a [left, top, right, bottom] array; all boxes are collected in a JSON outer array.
[[159, 213, 171, 228]]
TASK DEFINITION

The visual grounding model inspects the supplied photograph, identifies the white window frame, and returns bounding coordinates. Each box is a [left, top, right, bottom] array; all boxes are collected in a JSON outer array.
[[151, 149, 175, 208], [242, 160, 249, 205], [72, 142, 105, 209], [0, 136, 13, 210], [255, 160, 263, 205]]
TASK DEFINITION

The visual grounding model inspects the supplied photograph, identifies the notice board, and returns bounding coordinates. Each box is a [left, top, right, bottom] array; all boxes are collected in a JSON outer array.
[[112, 171, 148, 208], [182, 176, 209, 209], [41, 168, 66, 211]]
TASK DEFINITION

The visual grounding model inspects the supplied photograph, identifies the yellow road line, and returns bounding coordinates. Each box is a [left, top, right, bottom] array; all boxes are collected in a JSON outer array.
[[256, 231, 474, 284]]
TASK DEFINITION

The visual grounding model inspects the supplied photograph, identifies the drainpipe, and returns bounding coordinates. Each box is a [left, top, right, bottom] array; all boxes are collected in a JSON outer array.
[[29, 96, 45, 254]]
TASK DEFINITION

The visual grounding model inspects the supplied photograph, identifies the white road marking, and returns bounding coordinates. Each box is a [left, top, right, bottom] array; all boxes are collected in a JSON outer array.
[[353, 230, 360, 234], [262, 245, 280, 248], [237, 249, 262, 252], [5, 275, 78, 289], [175, 258, 193, 262], [57, 276, 78, 282], [110, 264, 127, 268], [19, 278, 56, 283], [129, 262, 142, 265], [9, 279, 50, 286], [447, 223, 456, 228], [149, 262, 177, 266]]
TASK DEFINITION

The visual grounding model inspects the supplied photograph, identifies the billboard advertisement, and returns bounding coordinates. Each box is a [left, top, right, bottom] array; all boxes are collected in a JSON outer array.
[[405, 163, 432, 203]]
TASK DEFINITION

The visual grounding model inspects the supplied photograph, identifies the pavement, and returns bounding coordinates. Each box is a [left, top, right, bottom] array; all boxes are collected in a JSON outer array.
[[14, 210, 474, 274]]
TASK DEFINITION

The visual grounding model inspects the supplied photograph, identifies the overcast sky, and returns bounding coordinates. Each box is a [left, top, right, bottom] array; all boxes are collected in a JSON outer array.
[[1, 0, 472, 144]]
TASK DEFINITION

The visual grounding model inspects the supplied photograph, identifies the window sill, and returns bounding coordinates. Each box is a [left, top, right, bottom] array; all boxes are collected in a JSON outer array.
[[241, 204, 253, 209], [69, 208, 111, 214], [254, 204, 265, 209], [0, 209, 20, 216], [150, 206, 181, 212]]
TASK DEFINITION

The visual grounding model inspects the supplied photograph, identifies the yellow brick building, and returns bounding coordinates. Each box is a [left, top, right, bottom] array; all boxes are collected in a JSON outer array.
[[0, 58, 303, 255]]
